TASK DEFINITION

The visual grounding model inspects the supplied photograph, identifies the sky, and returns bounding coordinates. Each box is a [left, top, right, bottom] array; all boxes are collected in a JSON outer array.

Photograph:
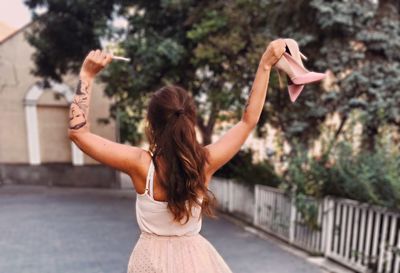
[[0, 0, 32, 29]]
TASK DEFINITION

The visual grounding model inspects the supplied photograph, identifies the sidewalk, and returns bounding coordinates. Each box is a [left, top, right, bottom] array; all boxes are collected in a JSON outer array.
[[0, 185, 325, 273]]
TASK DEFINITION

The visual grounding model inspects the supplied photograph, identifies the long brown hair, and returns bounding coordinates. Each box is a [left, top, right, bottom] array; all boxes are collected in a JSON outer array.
[[145, 85, 216, 224]]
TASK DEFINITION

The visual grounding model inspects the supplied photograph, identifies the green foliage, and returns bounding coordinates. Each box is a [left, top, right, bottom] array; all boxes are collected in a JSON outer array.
[[215, 149, 281, 188], [284, 144, 329, 198], [26, 0, 400, 149], [295, 194, 320, 230], [24, 1, 400, 205], [285, 135, 400, 209], [186, 11, 227, 42], [265, 0, 400, 150], [25, 0, 279, 144], [25, 0, 114, 81], [328, 140, 400, 208]]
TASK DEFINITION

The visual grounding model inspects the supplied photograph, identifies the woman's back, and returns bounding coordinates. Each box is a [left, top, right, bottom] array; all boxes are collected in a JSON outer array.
[[135, 156, 203, 236], [129, 154, 232, 273]]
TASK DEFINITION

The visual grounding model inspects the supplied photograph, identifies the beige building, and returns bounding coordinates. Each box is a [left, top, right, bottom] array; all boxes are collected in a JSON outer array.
[[0, 22, 118, 187]]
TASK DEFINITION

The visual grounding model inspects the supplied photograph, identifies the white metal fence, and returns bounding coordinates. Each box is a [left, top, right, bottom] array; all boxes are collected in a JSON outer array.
[[210, 177, 254, 222], [211, 178, 400, 273], [254, 184, 292, 241], [325, 198, 400, 273]]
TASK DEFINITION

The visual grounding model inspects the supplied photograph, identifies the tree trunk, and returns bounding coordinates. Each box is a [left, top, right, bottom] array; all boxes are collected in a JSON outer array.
[[362, 124, 378, 151], [321, 114, 348, 163], [199, 127, 213, 145], [327, 114, 348, 152], [377, 0, 398, 17], [196, 117, 214, 145], [196, 100, 220, 145]]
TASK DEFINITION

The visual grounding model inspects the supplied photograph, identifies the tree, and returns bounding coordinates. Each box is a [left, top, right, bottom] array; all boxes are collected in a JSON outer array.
[[26, 0, 399, 152], [25, 0, 115, 81], [25, 0, 279, 145], [265, 0, 400, 151]]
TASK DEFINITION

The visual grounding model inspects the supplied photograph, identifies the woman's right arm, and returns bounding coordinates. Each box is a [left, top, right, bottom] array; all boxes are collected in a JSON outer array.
[[204, 39, 285, 177]]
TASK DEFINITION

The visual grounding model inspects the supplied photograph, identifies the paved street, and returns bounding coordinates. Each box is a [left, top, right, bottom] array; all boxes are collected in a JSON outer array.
[[0, 185, 323, 273]]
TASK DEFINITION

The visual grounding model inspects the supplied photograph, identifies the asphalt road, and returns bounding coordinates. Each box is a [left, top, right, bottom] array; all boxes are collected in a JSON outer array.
[[0, 185, 323, 273]]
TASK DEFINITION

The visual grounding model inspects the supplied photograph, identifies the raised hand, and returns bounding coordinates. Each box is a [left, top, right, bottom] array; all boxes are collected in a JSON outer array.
[[79, 49, 113, 79], [68, 50, 111, 132], [260, 39, 286, 69]]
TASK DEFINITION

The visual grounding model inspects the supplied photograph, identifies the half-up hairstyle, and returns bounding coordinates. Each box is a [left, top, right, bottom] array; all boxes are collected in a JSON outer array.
[[145, 85, 216, 224]]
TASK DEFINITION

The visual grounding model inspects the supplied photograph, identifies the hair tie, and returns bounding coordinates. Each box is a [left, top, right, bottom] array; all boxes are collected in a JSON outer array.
[[175, 108, 185, 117]]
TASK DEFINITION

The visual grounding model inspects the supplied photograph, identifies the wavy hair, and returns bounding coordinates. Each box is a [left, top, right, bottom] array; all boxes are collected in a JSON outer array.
[[145, 85, 216, 224]]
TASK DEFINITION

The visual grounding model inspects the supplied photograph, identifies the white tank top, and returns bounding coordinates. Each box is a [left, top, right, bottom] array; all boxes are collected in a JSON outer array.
[[135, 158, 203, 236]]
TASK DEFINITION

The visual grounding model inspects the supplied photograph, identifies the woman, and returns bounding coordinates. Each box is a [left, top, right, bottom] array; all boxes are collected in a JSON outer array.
[[68, 39, 286, 273]]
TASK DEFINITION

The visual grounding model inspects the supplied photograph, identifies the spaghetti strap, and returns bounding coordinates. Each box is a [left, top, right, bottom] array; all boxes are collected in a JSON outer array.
[[149, 160, 155, 198], [144, 159, 155, 198], [144, 159, 154, 196]]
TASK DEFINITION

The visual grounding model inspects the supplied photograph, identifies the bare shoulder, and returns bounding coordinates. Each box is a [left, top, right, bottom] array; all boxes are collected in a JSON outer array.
[[129, 145, 148, 160], [127, 147, 152, 175]]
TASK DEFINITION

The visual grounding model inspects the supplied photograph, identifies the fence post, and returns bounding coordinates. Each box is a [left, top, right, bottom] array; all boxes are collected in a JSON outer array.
[[378, 214, 389, 273], [254, 185, 259, 226], [289, 190, 296, 244], [394, 228, 400, 273], [228, 179, 234, 213], [322, 196, 334, 256], [222, 178, 229, 211], [225, 179, 229, 211]]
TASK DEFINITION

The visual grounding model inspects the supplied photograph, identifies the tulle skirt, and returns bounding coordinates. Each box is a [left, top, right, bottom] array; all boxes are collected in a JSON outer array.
[[127, 232, 233, 273]]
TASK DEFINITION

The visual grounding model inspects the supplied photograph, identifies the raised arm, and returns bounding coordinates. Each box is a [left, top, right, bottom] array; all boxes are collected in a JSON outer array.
[[205, 39, 286, 176], [68, 50, 143, 176]]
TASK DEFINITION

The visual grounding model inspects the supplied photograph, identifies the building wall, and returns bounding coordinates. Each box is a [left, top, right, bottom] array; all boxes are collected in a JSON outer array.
[[0, 24, 118, 187], [0, 27, 33, 163]]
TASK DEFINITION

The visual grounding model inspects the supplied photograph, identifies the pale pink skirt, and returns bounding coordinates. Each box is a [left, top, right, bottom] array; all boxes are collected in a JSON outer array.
[[127, 232, 233, 273]]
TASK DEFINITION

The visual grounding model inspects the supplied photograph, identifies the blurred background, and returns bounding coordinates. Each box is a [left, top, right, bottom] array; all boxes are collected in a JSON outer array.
[[0, 1, 399, 273]]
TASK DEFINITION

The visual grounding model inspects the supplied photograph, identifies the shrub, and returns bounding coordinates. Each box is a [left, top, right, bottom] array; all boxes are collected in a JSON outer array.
[[328, 141, 400, 208], [285, 138, 400, 210], [215, 148, 281, 188]]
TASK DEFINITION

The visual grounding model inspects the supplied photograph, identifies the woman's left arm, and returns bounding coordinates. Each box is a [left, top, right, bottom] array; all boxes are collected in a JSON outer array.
[[68, 50, 143, 176]]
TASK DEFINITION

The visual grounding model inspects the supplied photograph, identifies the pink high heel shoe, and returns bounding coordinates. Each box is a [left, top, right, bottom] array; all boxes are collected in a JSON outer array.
[[275, 39, 326, 102]]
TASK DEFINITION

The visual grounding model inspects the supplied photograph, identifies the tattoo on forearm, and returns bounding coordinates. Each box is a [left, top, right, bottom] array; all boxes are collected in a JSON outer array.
[[69, 79, 89, 130], [244, 88, 253, 113], [75, 80, 85, 95]]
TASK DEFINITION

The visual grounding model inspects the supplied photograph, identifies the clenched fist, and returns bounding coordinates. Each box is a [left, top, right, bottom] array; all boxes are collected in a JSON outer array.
[[260, 39, 286, 69], [79, 49, 113, 79]]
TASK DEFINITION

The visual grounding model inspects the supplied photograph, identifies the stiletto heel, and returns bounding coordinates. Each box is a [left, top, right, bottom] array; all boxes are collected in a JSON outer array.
[[276, 65, 304, 102], [276, 68, 285, 90], [274, 39, 326, 102]]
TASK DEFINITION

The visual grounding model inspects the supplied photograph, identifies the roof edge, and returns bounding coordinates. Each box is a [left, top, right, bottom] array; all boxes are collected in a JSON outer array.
[[0, 20, 35, 45]]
